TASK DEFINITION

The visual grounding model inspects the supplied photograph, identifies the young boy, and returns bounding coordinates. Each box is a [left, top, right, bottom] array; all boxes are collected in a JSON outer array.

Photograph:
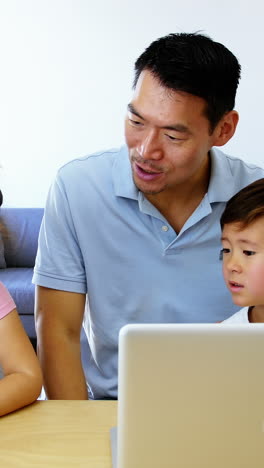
[[220, 178, 264, 323]]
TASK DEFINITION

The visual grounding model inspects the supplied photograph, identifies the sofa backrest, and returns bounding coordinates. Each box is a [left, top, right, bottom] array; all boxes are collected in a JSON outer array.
[[0, 208, 44, 267]]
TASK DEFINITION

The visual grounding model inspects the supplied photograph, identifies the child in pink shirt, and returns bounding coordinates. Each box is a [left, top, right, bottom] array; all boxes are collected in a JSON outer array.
[[0, 281, 42, 416]]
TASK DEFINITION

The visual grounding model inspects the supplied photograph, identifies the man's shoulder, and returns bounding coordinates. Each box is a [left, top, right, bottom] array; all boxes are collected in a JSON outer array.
[[226, 154, 263, 173], [210, 148, 264, 201], [224, 152, 264, 191], [57, 145, 127, 180], [214, 147, 264, 176]]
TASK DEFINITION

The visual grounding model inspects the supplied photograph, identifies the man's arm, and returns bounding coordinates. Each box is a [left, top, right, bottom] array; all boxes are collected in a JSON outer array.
[[35, 285, 88, 400]]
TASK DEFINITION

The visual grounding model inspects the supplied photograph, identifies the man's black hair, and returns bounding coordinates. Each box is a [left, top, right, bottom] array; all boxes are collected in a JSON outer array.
[[134, 32, 241, 132]]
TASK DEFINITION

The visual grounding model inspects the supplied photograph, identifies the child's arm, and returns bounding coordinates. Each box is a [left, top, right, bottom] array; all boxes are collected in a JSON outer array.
[[0, 308, 42, 416]]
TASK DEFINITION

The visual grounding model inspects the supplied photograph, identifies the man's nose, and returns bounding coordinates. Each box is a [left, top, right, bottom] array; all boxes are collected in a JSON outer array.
[[137, 130, 163, 160]]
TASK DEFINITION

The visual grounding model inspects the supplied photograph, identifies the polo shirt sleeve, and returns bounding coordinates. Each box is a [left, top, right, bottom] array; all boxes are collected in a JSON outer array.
[[0, 282, 16, 319], [33, 172, 87, 294]]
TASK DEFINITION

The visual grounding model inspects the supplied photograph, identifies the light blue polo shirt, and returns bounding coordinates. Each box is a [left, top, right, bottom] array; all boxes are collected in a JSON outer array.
[[33, 145, 264, 399]]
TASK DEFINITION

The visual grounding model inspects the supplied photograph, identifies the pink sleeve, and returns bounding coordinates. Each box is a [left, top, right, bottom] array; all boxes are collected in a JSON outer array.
[[0, 282, 16, 319]]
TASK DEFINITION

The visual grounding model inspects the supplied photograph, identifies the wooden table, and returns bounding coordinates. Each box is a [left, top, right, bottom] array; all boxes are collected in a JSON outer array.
[[0, 400, 117, 467]]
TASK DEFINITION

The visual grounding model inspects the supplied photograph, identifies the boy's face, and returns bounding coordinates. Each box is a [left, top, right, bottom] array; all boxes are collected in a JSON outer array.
[[221, 217, 264, 307]]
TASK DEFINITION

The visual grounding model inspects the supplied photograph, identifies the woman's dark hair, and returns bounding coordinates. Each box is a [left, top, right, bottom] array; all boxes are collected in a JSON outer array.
[[220, 178, 264, 230], [134, 32, 241, 132]]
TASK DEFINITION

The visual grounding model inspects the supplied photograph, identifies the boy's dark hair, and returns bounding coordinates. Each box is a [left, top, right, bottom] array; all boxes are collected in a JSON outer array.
[[134, 32, 241, 132], [220, 178, 264, 230]]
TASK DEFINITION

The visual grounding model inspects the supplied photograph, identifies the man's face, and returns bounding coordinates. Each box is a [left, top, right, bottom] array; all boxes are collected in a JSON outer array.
[[221, 218, 264, 307], [125, 70, 219, 196]]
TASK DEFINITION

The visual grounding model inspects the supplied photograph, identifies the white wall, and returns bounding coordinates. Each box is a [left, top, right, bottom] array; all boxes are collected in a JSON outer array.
[[0, 0, 264, 207]]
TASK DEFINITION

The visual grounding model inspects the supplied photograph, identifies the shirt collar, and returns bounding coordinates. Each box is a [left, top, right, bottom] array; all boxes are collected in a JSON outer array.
[[112, 145, 139, 200], [112, 145, 238, 203], [207, 147, 238, 203]]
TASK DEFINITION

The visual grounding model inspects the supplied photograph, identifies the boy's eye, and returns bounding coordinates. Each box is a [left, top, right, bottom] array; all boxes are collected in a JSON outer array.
[[219, 248, 230, 260], [243, 250, 255, 256]]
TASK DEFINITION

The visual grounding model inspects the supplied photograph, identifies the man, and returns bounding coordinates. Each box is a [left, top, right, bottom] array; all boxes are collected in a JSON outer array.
[[33, 33, 264, 400]]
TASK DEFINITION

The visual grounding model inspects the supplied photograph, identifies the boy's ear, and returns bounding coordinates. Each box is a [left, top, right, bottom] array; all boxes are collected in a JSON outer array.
[[213, 110, 239, 147]]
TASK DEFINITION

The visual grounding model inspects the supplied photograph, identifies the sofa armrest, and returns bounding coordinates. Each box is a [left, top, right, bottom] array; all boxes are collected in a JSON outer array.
[[0, 208, 44, 267]]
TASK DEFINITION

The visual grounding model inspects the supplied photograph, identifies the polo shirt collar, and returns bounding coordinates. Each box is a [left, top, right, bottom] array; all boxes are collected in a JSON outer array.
[[112, 145, 139, 200], [207, 147, 238, 202], [113, 145, 237, 204]]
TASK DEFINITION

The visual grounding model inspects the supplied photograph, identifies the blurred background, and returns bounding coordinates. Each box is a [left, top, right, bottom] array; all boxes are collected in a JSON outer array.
[[0, 0, 263, 206]]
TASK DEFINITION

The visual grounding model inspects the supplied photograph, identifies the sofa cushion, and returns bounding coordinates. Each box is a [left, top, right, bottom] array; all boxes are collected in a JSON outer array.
[[0, 268, 35, 315], [19, 314, 37, 340], [0, 208, 43, 267], [0, 234, 6, 269]]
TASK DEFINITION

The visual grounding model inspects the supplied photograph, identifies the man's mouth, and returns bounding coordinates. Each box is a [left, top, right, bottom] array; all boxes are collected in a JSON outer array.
[[134, 162, 164, 181], [138, 166, 159, 174]]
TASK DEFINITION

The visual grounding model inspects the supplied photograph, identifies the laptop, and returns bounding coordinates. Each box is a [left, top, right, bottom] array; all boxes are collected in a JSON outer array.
[[111, 323, 264, 468]]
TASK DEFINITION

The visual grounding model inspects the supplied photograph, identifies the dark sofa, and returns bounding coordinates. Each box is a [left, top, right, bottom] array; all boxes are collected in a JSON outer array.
[[0, 208, 44, 348]]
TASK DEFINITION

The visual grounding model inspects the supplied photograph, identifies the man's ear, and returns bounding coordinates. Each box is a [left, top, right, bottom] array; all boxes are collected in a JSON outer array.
[[213, 110, 239, 147]]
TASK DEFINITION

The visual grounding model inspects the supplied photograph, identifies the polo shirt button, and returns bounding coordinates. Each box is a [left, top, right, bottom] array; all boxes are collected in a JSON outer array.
[[161, 225, 169, 232]]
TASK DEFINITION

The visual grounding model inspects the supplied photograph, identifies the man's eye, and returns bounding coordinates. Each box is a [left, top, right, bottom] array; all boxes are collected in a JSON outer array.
[[243, 250, 255, 256], [129, 118, 142, 126], [219, 248, 229, 260], [165, 134, 182, 141]]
